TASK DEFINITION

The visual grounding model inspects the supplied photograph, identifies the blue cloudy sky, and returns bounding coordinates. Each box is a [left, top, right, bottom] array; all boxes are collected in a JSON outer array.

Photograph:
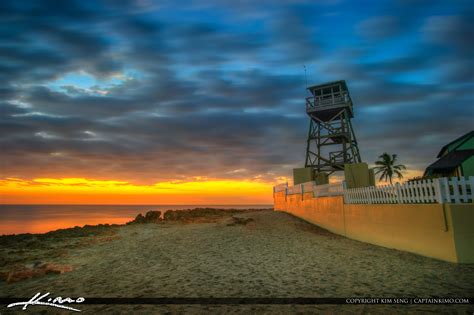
[[1, 0, 473, 184]]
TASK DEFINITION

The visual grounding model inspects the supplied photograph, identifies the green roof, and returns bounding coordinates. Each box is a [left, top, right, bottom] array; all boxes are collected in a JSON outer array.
[[437, 130, 474, 158], [426, 149, 474, 173]]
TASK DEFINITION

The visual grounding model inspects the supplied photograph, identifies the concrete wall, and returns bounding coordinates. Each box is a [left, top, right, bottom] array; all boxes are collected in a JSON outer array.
[[274, 192, 474, 263], [344, 163, 372, 188], [448, 203, 474, 263], [344, 203, 457, 262], [275, 191, 346, 237], [293, 167, 314, 185]]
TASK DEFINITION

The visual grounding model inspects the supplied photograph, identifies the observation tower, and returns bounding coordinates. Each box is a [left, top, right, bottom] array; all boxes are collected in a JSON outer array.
[[304, 80, 361, 176]]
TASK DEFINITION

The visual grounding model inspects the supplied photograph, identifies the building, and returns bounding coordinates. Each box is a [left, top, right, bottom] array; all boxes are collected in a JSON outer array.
[[424, 131, 474, 177]]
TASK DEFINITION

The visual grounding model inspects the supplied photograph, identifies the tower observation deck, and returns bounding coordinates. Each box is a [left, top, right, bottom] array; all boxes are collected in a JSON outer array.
[[304, 80, 361, 175]]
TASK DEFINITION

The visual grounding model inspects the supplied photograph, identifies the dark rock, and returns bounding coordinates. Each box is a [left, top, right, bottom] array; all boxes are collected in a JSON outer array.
[[227, 216, 254, 226], [127, 211, 162, 224], [134, 213, 146, 224], [164, 210, 180, 221], [33, 261, 43, 268], [144, 211, 161, 223]]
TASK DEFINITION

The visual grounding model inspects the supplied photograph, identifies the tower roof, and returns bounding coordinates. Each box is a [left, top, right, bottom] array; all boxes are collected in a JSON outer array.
[[307, 80, 348, 92]]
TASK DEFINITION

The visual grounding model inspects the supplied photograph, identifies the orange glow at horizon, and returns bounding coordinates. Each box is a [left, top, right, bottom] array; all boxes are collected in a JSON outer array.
[[0, 177, 281, 205]]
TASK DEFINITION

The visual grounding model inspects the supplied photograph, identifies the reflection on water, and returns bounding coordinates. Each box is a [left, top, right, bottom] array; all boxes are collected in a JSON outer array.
[[0, 205, 272, 235]]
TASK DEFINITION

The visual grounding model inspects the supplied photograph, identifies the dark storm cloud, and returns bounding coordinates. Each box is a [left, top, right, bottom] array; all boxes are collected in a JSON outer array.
[[270, 6, 321, 63], [357, 16, 402, 40], [353, 81, 437, 107], [190, 70, 304, 110], [1, 110, 305, 182], [170, 23, 265, 61], [362, 56, 431, 74], [421, 10, 474, 84], [423, 11, 474, 55], [0, 0, 128, 85], [0, 0, 472, 183]]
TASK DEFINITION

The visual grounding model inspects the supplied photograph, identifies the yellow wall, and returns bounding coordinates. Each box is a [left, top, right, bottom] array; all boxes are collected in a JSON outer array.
[[274, 192, 474, 263], [284, 193, 345, 235], [309, 196, 345, 235], [448, 204, 474, 263], [344, 203, 457, 262], [274, 191, 287, 211]]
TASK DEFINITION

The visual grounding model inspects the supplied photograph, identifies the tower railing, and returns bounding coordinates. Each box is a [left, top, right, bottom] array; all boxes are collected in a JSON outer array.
[[306, 92, 350, 111], [329, 151, 346, 163]]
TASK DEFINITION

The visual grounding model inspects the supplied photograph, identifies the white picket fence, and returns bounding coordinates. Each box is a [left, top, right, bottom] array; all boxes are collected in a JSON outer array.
[[274, 176, 473, 204], [287, 184, 302, 195], [313, 182, 344, 197], [343, 176, 474, 204], [274, 181, 344, 197], [273, 182, 288, 193]]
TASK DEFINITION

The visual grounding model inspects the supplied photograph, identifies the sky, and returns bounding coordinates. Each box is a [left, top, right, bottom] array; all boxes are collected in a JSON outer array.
[[0, 0, 473, 204]]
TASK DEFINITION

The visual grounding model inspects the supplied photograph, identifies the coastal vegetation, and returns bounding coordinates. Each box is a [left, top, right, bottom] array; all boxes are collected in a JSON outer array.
[[374, 153, 407, 184]]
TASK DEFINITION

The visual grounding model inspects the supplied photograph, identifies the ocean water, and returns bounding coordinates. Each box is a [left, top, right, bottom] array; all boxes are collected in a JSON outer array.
[[0, 204, 272, 235]]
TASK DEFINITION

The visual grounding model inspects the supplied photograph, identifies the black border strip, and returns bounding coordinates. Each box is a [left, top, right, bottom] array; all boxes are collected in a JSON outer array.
[[1, 298, 473, 305]]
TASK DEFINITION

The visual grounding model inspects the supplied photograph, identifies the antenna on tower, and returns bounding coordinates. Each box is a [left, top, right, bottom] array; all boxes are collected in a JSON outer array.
[[303, 65, 308, 88]]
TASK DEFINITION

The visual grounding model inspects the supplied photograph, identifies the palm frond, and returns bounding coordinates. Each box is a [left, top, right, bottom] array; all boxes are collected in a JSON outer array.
[[394, 164, 406, 170], [373, 152, 406, 183]]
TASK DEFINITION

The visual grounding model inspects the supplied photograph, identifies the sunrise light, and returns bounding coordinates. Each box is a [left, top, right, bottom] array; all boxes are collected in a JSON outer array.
[[0, 177, 275, 205]]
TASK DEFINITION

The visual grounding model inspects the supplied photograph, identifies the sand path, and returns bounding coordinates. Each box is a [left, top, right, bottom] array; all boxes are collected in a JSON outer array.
[[1, 210, 473, 313]]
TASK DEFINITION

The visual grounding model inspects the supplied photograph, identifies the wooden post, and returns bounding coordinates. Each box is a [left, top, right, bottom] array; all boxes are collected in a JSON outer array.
[[441, 177, 450, 203], [459, 177, 467, 203], [399, 183, 404, 203], [452, 177, 460, 203], [414, 181, 420, 203], [434, 178, 443, 204], [395, 183, 401, 204], [343, 183, 349, 203], [420, 180, 426, 203], [427, 179, 433, 203], [469, 176, 474, 203]]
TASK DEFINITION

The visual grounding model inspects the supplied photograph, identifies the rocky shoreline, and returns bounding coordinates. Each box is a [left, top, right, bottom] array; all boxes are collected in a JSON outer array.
[[0, 208, 268, 284], [127, 207, 268, 224]]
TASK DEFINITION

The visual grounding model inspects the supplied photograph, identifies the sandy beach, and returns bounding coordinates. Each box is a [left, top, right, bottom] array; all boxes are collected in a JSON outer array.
[[1, 209, 473, 313]]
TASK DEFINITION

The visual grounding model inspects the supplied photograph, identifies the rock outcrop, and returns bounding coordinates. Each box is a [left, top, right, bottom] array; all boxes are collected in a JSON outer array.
[[127, 211, 162, 224]]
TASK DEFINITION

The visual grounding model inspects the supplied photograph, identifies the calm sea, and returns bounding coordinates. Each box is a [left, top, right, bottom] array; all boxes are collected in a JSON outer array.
[[0, 205, 272, 235]]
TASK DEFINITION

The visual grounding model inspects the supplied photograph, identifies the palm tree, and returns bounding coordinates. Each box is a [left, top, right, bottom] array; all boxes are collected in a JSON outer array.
[[374, 153, 406, 184]]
